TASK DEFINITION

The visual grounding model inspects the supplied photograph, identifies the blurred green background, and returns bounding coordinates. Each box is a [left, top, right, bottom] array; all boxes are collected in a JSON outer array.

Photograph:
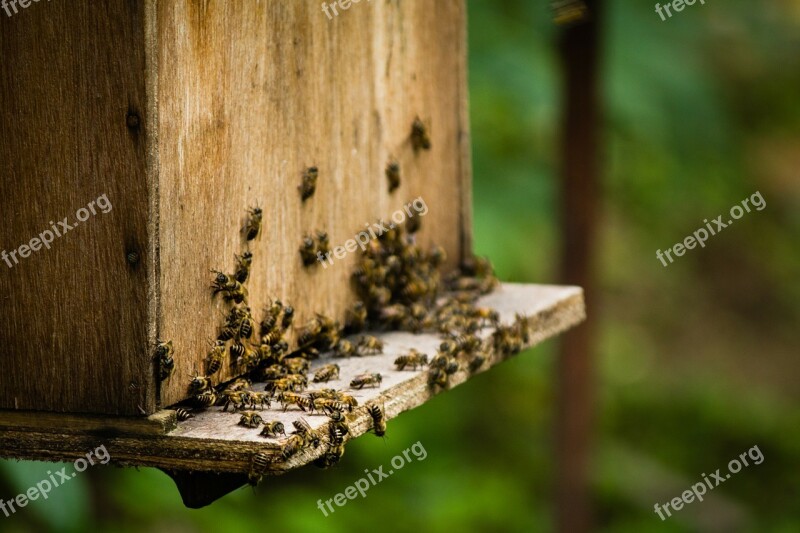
[[2, 1, 799, 531]]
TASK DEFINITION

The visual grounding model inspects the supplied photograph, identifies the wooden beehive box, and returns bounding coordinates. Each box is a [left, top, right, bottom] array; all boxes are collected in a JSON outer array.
[[0, 0, 586, 507], [0, 0, 470, 416]]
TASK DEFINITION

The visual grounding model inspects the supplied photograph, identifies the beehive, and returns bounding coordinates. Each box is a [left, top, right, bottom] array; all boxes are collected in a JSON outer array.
[[0, 0, 585, 507]]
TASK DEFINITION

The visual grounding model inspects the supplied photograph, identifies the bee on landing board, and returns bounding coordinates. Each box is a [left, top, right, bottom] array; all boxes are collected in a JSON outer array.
[[368, 404, 386, 437], [313, 363, 340, 383], [350, 372, 382, 390]]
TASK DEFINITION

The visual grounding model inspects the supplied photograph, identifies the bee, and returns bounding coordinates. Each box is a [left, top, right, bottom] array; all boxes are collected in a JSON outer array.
[[211, 271, 248, 303], [244, 207, 263, 241], [239, 411, 263, 428], [318, 399, 351, 415], [205, 340, 227, 375], [514, 313, 531, 344], [259, 421, 286, 438], [298, 166, 319, 202], [226, 378, 252, 392], [264, 378, 293, 395], [378, 303, 409, 327], [229, 341, 246, 365], [276, 391, 305, 411], [284, 374, 308, 391], [292, 418, 322, 448], [284, 358, 311, 375], [233, 251, 253, 283], [281, 434, 305, 461], [261, 330, 284, 347], [472, 307, 500, 327], [315, 426, 347, 468], [189, 375, 212, 395], [385, 160, 401, 192], [492, 326, 523, 355], [248, 452, 271, 485], [406, 214, 421, 234], [243, 391, 272, 410], [260, 299, 283, 334], [258, 364, 287, 381], [410, 117, 432, 151], [345, 301, 367, 333], [468, 354, 486, 372], [193, 390, 218, 408], [236, 313, 255, 342], [316, 231, 330, 257], [298, 317, 323, 347], [333, 339, 357, 358], [394, 349, 429, 370], [313, 363, 340, 383], [174, 408, 194, 421], [299, 235, 318, 266], [357, 335, 384, 355], [429, 367, 448, 388], [221, 390, 246, 412], [155, 340, 175, 381], [328, 408, 351, 436], [368, 404, 387, 437], [350, 372, 382, 390], [281, 306, 295, 330]]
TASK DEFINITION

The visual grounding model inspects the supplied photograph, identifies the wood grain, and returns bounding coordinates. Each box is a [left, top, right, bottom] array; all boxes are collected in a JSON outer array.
[[155, 0, 471, 408], [0, 283, 585, 475], [0, 1, 153, 415]]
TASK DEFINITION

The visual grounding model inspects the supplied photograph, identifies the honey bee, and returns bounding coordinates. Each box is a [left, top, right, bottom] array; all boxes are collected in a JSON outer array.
[[298, 166, 319, 202], [472, 307, 500, 327], [284, 374, 308, 391], [385, 160, 401, 192], [316, 231, 330, 257], [316, 398, 351, 415], [276, 391, 305, 411], [189, 375, 213, 395], [299, 235, 317, 266], [205, 340, 226, 375], [248, 452, 271, 485], [229, 341, 246, 363], [261, 330, 284, 347], [327, 408, 351, 436], [245, 207, 263, 241], [368, 404, 386, 437], [333, 339, 356, 358], [193, 390, 218, 408], [357, 335, 384, 355], [350, 372, 382, 389], [239, 411, 264, 428], [226, 378, 252, 392], [236, 313, 255, 342], [234, 251, 253, 283], [313, 363, 340, 383], [264, 378, 293, 395], [242, 391, 272, 410], [345, 301, 367, 333], [410, 117, 431, 151], [284, 357, 311, 375], [174, 408, 194, 421], [281, 306, 295, 330], [394, 349, 428, 370], [492, 326, 523, 355], [211, 271, 248, 303], [155, 340, 175, 381], [281, 434, 305, 461], [258, 364, 287, 381], [292, 418, 321, 448], [259, 421, 286, 438], [406, 214, 421, 234], [221, 390, 246, 412], [298, 317, 323, 347], [468, 354, 486, 372], [315, 425, 347, 468], [429, 367, 448, 388]]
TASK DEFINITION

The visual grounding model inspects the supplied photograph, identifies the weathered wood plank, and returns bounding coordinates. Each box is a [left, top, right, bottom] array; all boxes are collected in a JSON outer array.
[[0, 283, 584, 475], [0, 0, 153, 415]]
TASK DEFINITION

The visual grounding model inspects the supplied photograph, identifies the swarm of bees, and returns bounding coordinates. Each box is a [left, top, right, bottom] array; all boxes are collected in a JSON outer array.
[[169, 201, 516, 486]]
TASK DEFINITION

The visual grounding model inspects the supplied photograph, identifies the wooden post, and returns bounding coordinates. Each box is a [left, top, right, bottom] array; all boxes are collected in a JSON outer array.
[[556, 1, 602, 532]]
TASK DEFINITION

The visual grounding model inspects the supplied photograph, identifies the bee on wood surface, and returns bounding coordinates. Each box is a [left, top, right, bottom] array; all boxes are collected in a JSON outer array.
[[233, 251, 253, 283], [244, 207, 263, 241], [316, 231, 330, 257], [174, 408, 194, 421], [299, 166, 319, 202], [236, 312, 255, 342], [357, 335, 384, 355], [226, 378, 252, 392], [350, 372, 382, 390], [429, 367, 448, 388], [248, 452, 271, 485], [284, 374, 308, 391], [205, 340, 226, 375], [211, 271, 248, 303], [468, 354, 486, 372], [221, 390, 246, 412], [281, 434, 306, 461], [385, 160, 401, 192], [261, 329, 284, 347], [344, 301, 367, 333], [242, 391, 272, 410], [472, 307, 500, 328], [299, 234, 318, 266], [298, 317, 323, 347], [239, 411, 263, 428], [281, 306, 295, 330], [313, 363, 340, 383], [258, 364, 287, 381], [292, 418, 322, 448], [264, 378, 293, 395], [260, 299, 283, 334], [193, 390, 218, 408], [259, 421, 286, 438], [327, 408, 351, 436], [284, 358, 311, 375], [333, 339, 356, 358], [410, 117, 432, 151], [394, 349, 428, 370], [155, 340, 175, 381], [368, 404, 386, 437], [189, 375, 212, 395], [276, 391, 305, 411]]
